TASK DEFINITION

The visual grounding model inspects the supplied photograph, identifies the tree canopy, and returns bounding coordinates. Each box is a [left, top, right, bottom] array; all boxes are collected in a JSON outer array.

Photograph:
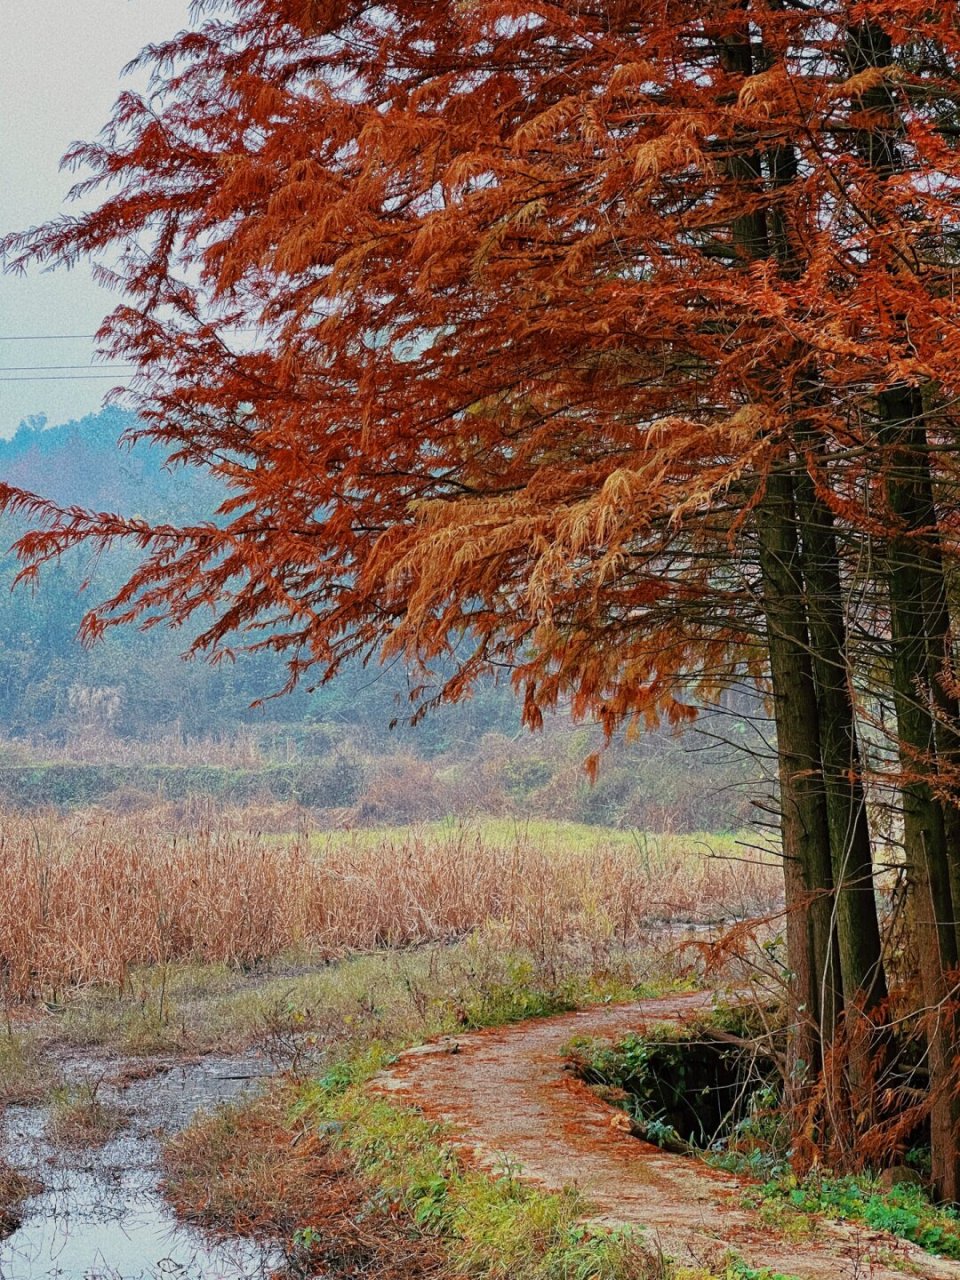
[[5, 0, 960, 1197]]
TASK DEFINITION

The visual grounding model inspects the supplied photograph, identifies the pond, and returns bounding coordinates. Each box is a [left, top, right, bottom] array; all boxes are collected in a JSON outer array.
[[0, 1055, 284, 1280]]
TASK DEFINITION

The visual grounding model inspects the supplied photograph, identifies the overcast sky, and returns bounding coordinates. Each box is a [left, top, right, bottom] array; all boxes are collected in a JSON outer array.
[[0, 0, 193, 435]]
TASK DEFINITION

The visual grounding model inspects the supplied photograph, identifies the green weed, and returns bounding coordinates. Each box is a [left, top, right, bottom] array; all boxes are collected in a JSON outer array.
[[0, 1030, 54, 1104], [742, 1171, 960, 1260]]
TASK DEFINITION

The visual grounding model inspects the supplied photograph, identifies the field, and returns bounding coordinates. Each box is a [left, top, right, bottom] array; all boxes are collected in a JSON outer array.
[[0, 809, 781, 1106], [0, 807, 805, 1280], [3, 808, 956, 1280], [0, 811, 780, 1009]]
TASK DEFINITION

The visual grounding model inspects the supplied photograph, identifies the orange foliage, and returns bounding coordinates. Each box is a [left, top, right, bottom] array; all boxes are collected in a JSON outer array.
[[1, 2, 959, 734]]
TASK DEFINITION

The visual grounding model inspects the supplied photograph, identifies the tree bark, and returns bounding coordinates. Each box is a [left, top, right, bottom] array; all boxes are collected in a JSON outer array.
[[757, 468, 841, 1072], [881, 387, 960, 1203], [846, 14, 960, 1201], [718, 5, 842, 1080], [792, 463, 887, 1016]]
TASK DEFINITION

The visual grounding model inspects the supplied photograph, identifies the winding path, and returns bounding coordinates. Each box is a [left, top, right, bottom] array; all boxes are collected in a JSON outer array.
[[376, 991, 960, 1279]]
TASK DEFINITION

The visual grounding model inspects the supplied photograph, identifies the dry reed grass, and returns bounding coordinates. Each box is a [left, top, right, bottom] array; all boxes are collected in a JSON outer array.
[[0, 810, 781, 1003]]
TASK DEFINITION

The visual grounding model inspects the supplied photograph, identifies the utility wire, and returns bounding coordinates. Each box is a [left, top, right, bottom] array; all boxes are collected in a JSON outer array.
[[0, 374, 131, 383], [0, 327, 260, 341], [0, 334, 99, 342], [0, 365, 134, 373]]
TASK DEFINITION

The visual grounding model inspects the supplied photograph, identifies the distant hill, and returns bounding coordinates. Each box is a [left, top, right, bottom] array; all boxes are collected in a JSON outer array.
[[0, 409, 761, 830], [0, 407, 309, 739], [0, 407, 221, 518], [0, 408, 523, 748]]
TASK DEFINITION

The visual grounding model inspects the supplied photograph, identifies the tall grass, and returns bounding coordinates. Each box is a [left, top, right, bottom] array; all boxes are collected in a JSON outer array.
[[0, 811, 781, 1002]]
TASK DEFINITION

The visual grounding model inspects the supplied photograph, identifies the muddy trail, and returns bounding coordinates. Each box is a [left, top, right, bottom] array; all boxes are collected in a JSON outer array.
[[377, 991, 960, 1280], [0, 1050, 280, 1280]]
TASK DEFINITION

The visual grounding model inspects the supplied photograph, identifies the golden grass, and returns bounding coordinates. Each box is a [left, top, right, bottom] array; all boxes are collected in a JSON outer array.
[[0, 810, 781, 1003]]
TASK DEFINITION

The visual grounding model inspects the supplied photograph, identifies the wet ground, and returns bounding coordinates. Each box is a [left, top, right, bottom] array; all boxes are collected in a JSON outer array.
[[0, 1054, 283, 1280]]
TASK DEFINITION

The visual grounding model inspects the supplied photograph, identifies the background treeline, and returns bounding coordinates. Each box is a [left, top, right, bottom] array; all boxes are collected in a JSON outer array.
[[0, 410, 758, 828]]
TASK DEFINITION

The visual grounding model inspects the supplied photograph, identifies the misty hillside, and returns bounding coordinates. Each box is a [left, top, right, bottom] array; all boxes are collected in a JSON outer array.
[[0, 410, 759, 828], [0, 408, 221, 518]]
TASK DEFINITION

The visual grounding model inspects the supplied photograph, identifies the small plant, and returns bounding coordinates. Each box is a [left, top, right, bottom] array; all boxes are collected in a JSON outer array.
[[0, 1031, 53, 1105], [0, 1158, 43, 1238], [47, 1078, 125, 1148], [742, 1171, 960, 1260], [718, 1259, 801, 1280], [258, 994, 324, 1076], [673, 1258, 802, 1280]]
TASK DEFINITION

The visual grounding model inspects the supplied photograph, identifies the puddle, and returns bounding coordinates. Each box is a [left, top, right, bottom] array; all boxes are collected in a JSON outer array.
[[0, 1056, 285, 1280]]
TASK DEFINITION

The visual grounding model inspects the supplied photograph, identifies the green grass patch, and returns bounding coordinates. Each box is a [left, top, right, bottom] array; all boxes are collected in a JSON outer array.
[[46, 934, 689, 1060], [741, 1171, 960, 1260], [0, 1030, 56, 1104], [299, 1079, 652, 1280], [313, 819, 767, 867]]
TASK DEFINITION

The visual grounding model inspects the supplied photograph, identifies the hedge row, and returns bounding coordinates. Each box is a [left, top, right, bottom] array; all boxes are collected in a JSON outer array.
[[0, 757, 362, 810]]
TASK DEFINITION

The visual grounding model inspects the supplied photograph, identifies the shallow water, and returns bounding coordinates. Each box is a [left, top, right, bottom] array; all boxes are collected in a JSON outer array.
[[0, 1056, 285, 1280]]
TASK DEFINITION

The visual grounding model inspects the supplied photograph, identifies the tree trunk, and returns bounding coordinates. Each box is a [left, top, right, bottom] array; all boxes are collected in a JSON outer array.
[[846, 15, 960, 1201], [914, 479, 960, 965], [881, 386, 960, 1203], [792, 463, 887, 1016], [757, 468, 841, 1074], [718, 6, 841, 1082]]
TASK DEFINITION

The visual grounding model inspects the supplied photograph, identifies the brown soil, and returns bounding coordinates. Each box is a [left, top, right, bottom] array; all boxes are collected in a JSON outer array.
[[376, 991, 960, 1280]]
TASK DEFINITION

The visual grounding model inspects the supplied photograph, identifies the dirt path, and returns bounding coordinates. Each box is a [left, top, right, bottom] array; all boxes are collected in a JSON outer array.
[[376, 992, 960, 1280]]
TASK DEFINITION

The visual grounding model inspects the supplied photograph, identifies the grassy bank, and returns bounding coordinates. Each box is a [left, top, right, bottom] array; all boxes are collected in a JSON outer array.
[[10, 939, 686, 1059], [162, 1064, 798, 1280]]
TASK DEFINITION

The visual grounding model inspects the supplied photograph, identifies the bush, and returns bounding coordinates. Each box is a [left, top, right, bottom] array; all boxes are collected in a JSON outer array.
[[0, 758, 363, 811]]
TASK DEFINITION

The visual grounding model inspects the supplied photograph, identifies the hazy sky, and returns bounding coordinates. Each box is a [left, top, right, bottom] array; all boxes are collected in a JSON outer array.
[[0, 0, 194, 435]]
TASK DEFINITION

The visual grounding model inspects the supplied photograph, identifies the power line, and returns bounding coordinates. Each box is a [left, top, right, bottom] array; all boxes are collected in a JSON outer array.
[[0, 375, 130, 383], [0, 334, 98, 342], [0, 327, 262, 342], [0, 365, 135, 373]]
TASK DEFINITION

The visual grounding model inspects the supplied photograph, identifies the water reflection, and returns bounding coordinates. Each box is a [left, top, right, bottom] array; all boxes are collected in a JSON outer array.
[[1, 1057, 284, 1280]]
